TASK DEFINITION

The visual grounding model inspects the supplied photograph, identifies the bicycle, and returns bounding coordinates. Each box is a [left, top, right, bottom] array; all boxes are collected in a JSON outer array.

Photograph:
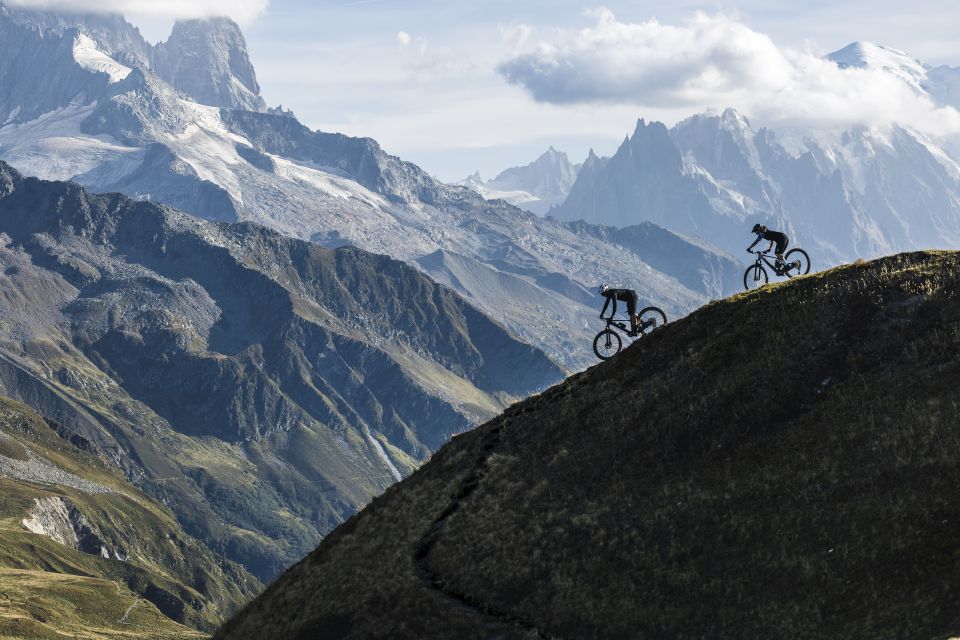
[[593, 306, 667, 360], [743, 248, 811, 291]]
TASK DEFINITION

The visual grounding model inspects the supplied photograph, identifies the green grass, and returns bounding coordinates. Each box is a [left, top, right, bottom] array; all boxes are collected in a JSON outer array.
[[0, 569, 205, 640], [0, 398, 255, 637], [217, 251, 960, 640]]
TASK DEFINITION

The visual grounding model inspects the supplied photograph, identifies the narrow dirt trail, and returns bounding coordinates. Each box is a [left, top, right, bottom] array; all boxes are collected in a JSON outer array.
[[414, 418, 558, 639]]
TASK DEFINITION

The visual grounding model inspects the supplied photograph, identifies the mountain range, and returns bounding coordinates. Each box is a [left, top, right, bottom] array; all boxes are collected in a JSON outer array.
[[0, 4, 741, 374], [551, 43, 960, 265], [0, 8, 743, 631], [3, 5, 958, 636], [217, 250, 960, 639]]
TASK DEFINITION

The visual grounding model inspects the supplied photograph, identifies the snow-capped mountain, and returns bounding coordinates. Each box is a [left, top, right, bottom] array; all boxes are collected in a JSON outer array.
[[0, 6, 741, 372], [0, 2, 263, 123], [458, 146, 581, 214], [828, 42, 960, 109], [552, 43, 960, 264]]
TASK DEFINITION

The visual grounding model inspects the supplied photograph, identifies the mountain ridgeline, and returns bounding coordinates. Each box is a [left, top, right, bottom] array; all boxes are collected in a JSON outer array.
[[0, 5, 744, 373], [219, 251, 960, 639], [0, 161, 562, 590], [554, 99, 960, 265]]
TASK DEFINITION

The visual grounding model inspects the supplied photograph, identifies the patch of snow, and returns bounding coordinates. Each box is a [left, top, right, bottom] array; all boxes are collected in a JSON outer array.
[[270, 155, 392, 208], [72, 34, 131, 84], [0, 103, 142, 182]]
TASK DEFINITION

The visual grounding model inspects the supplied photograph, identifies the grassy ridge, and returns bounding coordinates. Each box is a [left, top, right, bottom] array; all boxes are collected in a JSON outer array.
[[0, 397, 251, 637], [218, 251, 960, 639], [0, 569, 204, 640]]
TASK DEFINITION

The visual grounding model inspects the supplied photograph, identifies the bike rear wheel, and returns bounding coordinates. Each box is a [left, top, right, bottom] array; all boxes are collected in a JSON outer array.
[[637, 307, 667, 335], [783, 248, 811, 277], [593, 329, 622, 360], [744, 264, 768, 290]]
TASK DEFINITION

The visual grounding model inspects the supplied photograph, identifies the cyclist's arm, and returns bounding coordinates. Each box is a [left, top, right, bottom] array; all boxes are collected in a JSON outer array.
[[746, 236, 761, 251], [600, 296, 610, 318], [767, 240, 775, 253]]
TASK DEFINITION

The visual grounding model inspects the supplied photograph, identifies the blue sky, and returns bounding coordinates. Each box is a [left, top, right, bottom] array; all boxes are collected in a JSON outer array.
[[120, 1, 960, 180]]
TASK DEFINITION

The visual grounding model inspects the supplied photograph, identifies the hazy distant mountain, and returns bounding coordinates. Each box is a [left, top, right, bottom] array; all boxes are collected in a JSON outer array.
[[828, 42, 960, 109], [458, 146, 581, 215], [0, 161, 562, 587], [552, 43, 960, 264], [0, 7, 740, 372]]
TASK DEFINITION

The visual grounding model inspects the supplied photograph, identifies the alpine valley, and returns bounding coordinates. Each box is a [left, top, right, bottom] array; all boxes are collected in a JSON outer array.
[[0, 3, 743, 634], [1, 2, 959, 637]]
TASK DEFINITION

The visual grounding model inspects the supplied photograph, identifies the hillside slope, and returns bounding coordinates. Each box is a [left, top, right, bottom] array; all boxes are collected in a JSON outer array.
[[219, 251, 960, 640], [0, 160, 562, 584], [0, 397, 253, 637]]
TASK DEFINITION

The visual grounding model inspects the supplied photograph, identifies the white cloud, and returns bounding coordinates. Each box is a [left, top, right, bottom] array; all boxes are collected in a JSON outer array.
[[5, 0, 269, 23], [397, 31, 412, 48], [498, 9, 960, 136]]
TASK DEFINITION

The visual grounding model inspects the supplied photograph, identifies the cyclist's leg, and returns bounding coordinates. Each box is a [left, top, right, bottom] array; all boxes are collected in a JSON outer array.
[[776, 236, 789, 266], [627, 294, 639, 332]]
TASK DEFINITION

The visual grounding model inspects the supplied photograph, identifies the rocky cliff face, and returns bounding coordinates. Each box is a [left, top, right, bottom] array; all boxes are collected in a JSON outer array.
[[154, 18, 266, 112], [0, 3, 265, 116], [217, 250, 960, 640], [0, 161, 563, 582]]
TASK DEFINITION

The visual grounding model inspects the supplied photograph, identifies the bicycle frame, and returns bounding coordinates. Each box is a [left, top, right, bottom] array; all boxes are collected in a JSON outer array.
[[753, 251, 781, 272], [601, 314, 654, 336], [604, 317, 630, 333]]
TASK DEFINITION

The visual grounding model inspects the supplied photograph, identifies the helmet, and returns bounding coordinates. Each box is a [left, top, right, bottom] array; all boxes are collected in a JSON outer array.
[[752, 223, 766, 235], [598, 283, 609, 294]]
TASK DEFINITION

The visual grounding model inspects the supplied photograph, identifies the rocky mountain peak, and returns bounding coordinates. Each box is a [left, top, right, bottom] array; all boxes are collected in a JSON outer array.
[[827, 41, 930, 97], [475, 145, 580, 205], [154, 16, 265, 112], [0, 2, 151, 67]]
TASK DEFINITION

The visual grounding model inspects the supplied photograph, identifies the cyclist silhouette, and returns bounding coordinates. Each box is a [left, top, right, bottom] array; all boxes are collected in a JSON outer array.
[[598, 284, 641, 335], [747, 224, 790, 271]]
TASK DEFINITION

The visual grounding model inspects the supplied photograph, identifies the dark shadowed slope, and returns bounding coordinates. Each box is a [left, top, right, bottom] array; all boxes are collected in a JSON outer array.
[[219, 251, 960, 640]]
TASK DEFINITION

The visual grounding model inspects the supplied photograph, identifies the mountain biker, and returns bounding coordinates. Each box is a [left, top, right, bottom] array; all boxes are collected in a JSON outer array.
[[747, 224, 790, 272], [598, 284, 641, 335]]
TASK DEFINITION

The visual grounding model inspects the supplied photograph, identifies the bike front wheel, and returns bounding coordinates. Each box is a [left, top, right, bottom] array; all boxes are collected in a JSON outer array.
[[744, 264, 768, 291], [637, 307, 667, 335], [593, 329, 622, 360], [783, 248, 811, 277]]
